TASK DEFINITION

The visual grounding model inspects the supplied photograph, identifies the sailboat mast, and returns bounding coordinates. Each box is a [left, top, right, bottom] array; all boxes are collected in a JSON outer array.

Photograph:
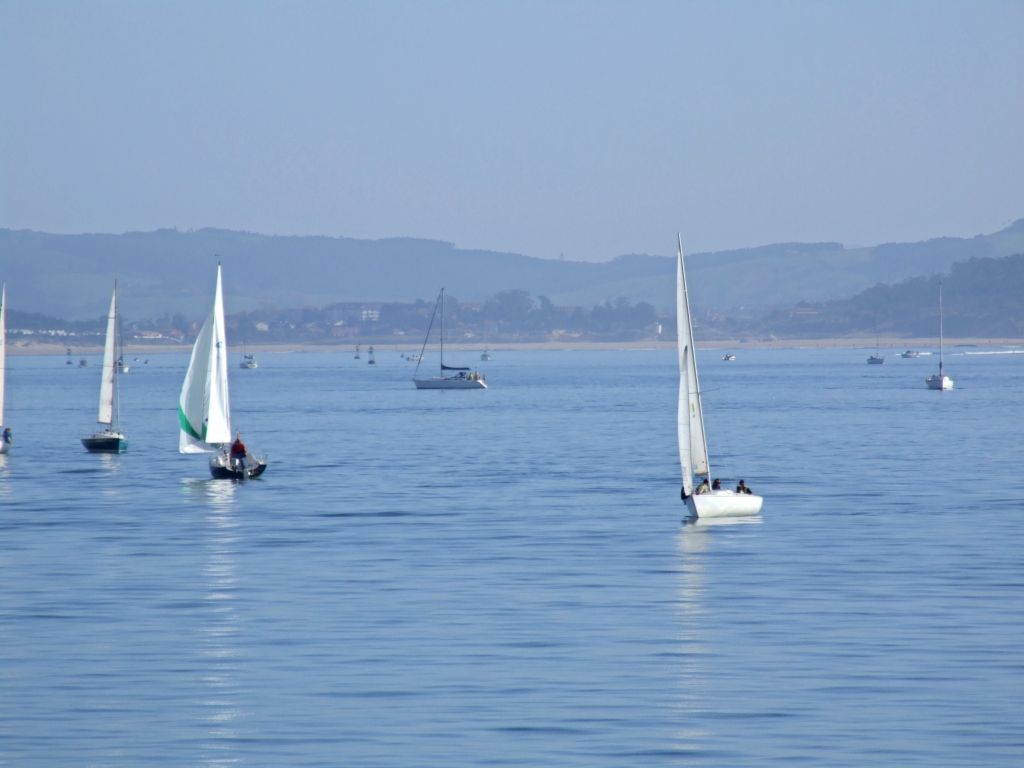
[[439, 287, 445, 374], [938, 283, 944, 378], [112, 282, 120, 430]]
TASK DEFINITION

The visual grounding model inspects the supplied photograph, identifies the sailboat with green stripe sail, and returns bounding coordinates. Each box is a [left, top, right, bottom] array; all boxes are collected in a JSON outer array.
[[178, 264, 267, 479]]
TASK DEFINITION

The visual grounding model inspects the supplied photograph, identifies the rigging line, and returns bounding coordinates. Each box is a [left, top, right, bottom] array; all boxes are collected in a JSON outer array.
[[413, 289, 442, 379]]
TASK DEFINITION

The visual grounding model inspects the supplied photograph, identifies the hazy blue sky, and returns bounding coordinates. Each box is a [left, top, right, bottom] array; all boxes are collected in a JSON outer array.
[[2, 0, 1021, 261]]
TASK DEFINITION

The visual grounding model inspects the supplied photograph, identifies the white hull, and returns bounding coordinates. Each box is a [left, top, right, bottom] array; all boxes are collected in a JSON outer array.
[[688, 490, 764, 518], [414, 377, 487, 390], [0, 440, 9, 455], [926, 374, 954, 390]]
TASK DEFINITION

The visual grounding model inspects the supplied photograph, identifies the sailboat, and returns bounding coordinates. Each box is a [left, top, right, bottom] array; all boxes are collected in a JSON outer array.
[[413, 288, 487, 389], [239, 343, 258, 369], [867, 341, 884, 365], [676, 235, 762, 518], [178, 264, 267, 479], [0, 285, 11, 454], [81, 283, 127, 453], [925, 283, 954, 390]]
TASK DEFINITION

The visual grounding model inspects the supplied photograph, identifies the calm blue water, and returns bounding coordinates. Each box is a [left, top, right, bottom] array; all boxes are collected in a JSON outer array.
[[1, 346, 1022, 766]]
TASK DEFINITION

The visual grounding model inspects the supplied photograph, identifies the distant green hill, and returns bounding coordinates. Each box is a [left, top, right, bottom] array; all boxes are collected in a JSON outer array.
[[1, 219, 1022, 321], [763, 252, 1024, 338]]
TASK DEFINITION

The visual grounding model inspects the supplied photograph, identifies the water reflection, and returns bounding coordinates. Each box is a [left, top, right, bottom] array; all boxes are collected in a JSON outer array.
[[179, 476, 238, 510], [682, 514, 763, 531], [199, 491, 242, 765], [0, 453, 10, 499], [673, 525, 711, 750]]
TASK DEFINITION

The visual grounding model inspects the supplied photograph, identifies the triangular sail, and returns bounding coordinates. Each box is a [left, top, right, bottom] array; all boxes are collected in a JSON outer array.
[[0, 284, 6, 426], [178, 265, 232, 453], [97, 285, 118, 426], [0, 286, 5, 428], [676, 236, 709, 493]]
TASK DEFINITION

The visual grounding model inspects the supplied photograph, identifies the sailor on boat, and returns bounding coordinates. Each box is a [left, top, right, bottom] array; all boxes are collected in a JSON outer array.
[[230, 432, 247, 472]]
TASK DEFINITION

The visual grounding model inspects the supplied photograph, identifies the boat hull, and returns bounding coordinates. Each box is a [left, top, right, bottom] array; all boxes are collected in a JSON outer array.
[[414, 377, 487, 390], [925, 374, 954, 390], [82, 431, 127, 453], [209, 453, 267, 480], [688, 490, 763, 518]]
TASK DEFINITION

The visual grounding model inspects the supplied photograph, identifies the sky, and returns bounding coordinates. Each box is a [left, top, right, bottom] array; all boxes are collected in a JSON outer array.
[[1, 0, 1022, 262]]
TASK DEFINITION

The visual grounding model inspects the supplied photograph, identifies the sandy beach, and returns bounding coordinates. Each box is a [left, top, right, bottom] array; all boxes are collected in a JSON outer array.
[[10, 336, 1024, 356]]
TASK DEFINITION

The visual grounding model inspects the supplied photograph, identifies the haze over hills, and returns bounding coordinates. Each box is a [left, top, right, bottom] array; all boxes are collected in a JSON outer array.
[[1, 220, 1023, 323]]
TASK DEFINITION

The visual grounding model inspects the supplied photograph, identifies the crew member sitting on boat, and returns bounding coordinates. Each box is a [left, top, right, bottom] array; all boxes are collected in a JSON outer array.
[[2, 427, 10, 444], [695, 477, 710, 494], [736, 479, 752, 494], [230, 432, 247, 471], [712, 478, 722, 490]]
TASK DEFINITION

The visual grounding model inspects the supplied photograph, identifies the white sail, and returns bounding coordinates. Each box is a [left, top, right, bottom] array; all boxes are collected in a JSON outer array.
[[0, 284, 6, 427], [97, 286, 118, 426], [677, 248, 693, 496], [178, 265, 232, 453], [676, 236, 709, 488]]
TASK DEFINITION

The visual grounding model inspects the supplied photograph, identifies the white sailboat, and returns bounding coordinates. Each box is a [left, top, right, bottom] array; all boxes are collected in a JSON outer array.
[[0, 285, 11, 454], [925, 283, 954, 391], [179, 264, 267, 479], [413, 288, 487, 389], [676, 235, 762, 518], [81, 283, 127, 453]]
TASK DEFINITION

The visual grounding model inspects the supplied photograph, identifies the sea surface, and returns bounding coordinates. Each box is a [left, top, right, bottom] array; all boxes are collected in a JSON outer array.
[[1, 346, 1022, 767]]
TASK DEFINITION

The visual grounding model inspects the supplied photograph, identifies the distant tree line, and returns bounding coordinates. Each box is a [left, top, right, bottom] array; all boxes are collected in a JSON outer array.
[[223, 289, 662, 344], [13, 252, 1024, 345], [762, 253, 1024, 338]]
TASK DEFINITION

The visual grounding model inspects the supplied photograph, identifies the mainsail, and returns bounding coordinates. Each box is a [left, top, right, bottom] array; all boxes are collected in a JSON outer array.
[[0, 284, 6, 427], [97, 286, 118, 426], [676, 236, 709, 495], [178, 265, 232, 453]]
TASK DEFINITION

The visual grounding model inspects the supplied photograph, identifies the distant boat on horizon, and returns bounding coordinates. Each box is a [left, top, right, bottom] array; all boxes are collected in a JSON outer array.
[[239, 344, 258, 370], [413, 288, 487, 390], [925, 284, 954, 390]]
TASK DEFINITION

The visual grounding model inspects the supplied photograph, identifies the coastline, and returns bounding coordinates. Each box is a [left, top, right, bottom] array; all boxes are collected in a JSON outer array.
[[9, 336, 1024, 356]]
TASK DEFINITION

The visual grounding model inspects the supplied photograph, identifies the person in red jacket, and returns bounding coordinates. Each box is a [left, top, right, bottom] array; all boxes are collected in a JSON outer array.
[[230, 432, 247, 471]]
